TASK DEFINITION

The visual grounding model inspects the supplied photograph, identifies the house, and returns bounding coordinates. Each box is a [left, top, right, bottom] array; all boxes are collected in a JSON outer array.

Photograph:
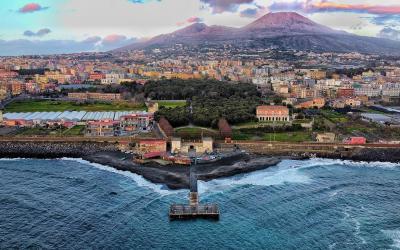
[[171, 137, 213, 155], [138, 139, 167, 155], [119, 113, 153, 135], [295, 98, 325, 109], [86, 120, 119, 137], [256, 105, 290, 122], [316, 133, 336, 143], [337, 88, 355, 98], [68, 92, 122, 101], [147, 102, 159, 113]]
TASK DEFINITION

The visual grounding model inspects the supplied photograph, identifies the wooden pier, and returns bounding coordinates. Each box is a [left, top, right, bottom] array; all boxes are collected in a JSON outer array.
[[169, 161, 220, 220], [169, 204, 220, 220]]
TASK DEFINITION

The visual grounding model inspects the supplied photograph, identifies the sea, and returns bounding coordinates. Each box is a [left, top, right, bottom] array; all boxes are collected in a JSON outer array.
[[1, 158, 400, 249]]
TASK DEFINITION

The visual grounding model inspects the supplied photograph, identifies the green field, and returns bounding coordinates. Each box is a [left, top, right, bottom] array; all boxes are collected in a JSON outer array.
[[5, 100, 146, 112], [232, 130, 312, 142], [62, 125, 86, 136], [175, 126, 218, 138], [156, 100, 187, 108], [320, 110, 349, 123], [262, 132, 312, 142]]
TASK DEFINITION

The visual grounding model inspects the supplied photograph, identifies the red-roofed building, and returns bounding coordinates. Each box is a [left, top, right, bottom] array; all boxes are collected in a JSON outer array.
[[89, 73, 105, 81], [119, 113, 153, 135], [256, 105, 290, 122], [86, 120, 119, 137], [138, 139, 167, 155], [337, 88, 355, 98]]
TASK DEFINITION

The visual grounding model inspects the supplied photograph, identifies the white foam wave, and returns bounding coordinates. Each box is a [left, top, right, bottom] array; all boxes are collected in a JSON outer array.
[[294, 158, 400, 169], [198, 157, 399, 195], [382, 230, 400, 249], [198, 160, 311, 194], [342, 208, 367, 245], [60, 158, 182, 196], [0, 158, 29, 161]]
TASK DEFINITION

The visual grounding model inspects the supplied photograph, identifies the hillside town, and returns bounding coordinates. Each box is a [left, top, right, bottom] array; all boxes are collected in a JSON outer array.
[[1, 48, 400, 165]]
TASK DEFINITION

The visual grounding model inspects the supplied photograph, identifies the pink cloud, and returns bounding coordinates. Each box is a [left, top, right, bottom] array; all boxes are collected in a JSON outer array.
[[102, 34, 127, 44], [269, 1, 400, 15], [187, 16, 203, 23], [19, 3, 48, 13], [177, 16, 204, 26]]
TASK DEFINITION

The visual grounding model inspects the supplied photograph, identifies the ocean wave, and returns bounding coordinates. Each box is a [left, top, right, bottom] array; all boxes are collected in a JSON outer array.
[[382, 230, 400, 249], [290, 158, 400, 169], [342, 207, 367, 245], [0, 158, 29, 161], [198, 161, 311, 194], [198, 157, 399, 195], [60, 158, 182, 196]]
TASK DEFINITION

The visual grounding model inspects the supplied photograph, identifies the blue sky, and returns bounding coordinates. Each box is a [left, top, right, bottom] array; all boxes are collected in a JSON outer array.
[[1, 0, 400, 55]]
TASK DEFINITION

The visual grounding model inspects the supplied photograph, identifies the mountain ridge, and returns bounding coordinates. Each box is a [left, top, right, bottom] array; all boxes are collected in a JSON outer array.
[[117, 12, 400, 55]]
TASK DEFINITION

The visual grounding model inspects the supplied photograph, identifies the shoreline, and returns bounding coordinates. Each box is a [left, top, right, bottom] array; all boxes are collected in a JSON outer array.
[[0, 140, 399, 190]]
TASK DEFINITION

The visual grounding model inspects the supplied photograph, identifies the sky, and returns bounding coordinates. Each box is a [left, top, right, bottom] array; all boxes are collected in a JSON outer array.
[[1, 0, 400, 55]]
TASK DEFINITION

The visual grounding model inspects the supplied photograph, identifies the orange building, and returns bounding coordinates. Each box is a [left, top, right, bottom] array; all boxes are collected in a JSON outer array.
[[337, 88, 355, 98], [89, 73, 105, 81], [68, 92, 121, 101], [295, 98, 326, 109], [138, 139, 167, 154], [256, 105, 290, 122]]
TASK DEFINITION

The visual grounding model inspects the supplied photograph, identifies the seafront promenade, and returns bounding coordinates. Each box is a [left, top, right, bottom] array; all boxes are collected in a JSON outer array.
[[1, 136, 400, 162], [1, 136, 399, 149]]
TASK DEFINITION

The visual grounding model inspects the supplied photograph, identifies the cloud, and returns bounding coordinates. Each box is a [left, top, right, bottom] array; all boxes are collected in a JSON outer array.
[[23, 28, 51, 37], [378, 27, 400, 41], [100, 34, 137, 49], [370, 15, 400, 26], [102, 34, 128, 44], [18, 3, 49, 13], [82, 36, 102, 43], [269, 1, 400, 15], [240, 4, 267, 18], [200, 0, 254, 14], [240, 8, 258, 18], [0, 35, 137, 56], [187, 16, 203, 23], [177, 16, 204, 26], [129, 0, 161, 3]]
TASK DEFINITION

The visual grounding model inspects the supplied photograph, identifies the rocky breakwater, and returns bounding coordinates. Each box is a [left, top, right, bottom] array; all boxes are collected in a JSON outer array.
[[229, 142, 400, 163], [0, 141, 118, 159]]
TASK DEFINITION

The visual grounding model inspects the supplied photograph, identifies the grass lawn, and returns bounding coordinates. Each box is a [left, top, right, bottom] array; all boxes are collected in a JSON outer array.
[[175, 126, 218, 138], [262, 132, 312, 142], [156, 100, 187, 108], [320, 110, 349, 123], [232, 130, 252, 140], [234, 121, 289, 129], [5, 100, 146, 112], [175, 126, 217, 134], [232, 130, 312, 142]]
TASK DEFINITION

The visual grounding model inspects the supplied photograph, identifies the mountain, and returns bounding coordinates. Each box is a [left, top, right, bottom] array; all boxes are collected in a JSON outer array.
[[138, 23, 238, 48], [242, 12, 337, 35], [118, 12, 400, 55], [378, 27, 400, 41]]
